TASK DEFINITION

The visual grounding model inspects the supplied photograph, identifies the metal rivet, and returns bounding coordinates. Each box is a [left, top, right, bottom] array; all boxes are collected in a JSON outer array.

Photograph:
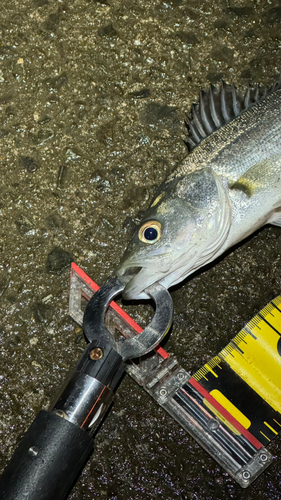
[[28, 446, 39, 457], [160, 388, 167, 396], [208, 419, 219, 431], [242, 470, 251, 480], [260, 453, 268, 462], [90, 348, 103, 360], [53, 409, 66, 419]]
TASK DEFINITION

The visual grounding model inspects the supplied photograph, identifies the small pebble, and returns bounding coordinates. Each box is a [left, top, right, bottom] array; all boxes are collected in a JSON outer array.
[[46, 247, 73, 274]]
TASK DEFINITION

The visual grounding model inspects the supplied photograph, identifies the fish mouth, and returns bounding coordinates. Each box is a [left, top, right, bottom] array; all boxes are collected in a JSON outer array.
[[117, 265, 160, 300]]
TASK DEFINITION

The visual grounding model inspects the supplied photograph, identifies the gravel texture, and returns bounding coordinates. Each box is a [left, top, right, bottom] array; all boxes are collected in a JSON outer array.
[[1, 1, 281, 499]]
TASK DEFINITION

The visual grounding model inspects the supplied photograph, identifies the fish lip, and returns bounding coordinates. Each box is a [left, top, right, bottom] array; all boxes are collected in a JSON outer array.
[[117, 245, 173, 299], [117, 264, 145, 298], [117, 265, 158, 300], [117, 264, 145, 281]]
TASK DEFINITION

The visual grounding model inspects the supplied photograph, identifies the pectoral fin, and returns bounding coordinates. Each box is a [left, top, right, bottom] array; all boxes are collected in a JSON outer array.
[[268, 207, 281, 227]]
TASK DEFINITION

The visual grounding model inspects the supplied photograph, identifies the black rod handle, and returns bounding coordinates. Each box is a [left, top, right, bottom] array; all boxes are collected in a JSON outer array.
[[0, 410, 94, 500]]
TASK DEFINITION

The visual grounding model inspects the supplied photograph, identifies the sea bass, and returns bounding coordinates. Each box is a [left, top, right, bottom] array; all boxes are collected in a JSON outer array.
[[117, 80, 281, 300]]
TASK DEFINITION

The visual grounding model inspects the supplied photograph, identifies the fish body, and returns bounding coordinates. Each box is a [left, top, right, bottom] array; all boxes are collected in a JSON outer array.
[[117, 82, 281, 300]]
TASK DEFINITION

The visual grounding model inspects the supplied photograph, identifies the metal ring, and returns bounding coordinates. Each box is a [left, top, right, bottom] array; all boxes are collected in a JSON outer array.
[[83, 277, 124, 348], [83, 277, 173, 360]]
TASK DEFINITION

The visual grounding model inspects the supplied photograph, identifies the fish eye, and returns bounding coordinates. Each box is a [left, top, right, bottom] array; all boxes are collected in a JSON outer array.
[[138, 220, 162, 244]]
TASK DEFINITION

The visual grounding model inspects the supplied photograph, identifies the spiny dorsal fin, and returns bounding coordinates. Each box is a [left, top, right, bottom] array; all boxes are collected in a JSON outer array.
[[184, 78, 281, 151]]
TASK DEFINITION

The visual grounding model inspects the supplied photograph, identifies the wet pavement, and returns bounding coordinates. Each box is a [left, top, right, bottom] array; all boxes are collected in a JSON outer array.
[[1, 0, 281, 499]]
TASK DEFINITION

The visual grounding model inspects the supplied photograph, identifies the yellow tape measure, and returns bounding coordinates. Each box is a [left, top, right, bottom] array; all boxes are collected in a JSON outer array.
[[190, 295, 281, 448]]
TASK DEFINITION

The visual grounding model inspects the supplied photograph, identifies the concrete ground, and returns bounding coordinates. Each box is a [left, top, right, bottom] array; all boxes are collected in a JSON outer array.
[[1, 0, 281, 499]]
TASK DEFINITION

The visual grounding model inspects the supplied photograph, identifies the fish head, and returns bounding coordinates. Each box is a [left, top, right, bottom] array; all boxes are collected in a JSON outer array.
[[117, 167, 231, 300]]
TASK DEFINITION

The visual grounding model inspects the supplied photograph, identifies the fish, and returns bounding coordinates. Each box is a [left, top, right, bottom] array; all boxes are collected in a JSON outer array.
[[117, 79, 281, 300]]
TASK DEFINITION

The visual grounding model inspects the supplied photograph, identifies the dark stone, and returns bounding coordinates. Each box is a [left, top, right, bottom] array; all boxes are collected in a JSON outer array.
[[46, 247, 73, 274], [98, 24, 117, 37], [140, 102, 178, 129], [29, 128, 53, 145], [45, 72, 68, 90], [181, 7, 199, 20], [46, 94, 60, 103], [214, 19, 228, 29], [0, 129, 10, 138], [122, 185, 148, 210], [95, 120, 116, 143], [212, 46, 234, 63], [226, 6, 253, 17], [5, 106, 16, 116], [0, 93, 13, 104], [0, 46, 16, 57], [240, 68, 252, 80], [206, 71, 225, 84], [7, 293, 17, 304], [46, 214, 61, 231], [19, 156, 39, 172], [177, 32, 198, 45], [33, 301, 54, 323], [240, 57, 264, 82], [38, 116, 51, 124], [266, 7, 281, 25], [33, 0, 49, 5], [130, 88, 150, 99], [110, 166, 125, 178], [245, 29, 255, 38], [44, 13, 60, 32]]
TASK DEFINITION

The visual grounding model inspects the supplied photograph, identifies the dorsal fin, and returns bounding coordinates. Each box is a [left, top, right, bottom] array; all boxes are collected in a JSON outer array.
[[184, 78, 281, 151]]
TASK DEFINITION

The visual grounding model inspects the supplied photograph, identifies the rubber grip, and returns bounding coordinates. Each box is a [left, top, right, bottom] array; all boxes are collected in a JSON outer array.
[[0, 410, 94, 500]]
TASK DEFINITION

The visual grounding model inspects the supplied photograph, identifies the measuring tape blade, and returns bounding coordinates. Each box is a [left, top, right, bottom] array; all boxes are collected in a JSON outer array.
[[190, 296, 281, 446]]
